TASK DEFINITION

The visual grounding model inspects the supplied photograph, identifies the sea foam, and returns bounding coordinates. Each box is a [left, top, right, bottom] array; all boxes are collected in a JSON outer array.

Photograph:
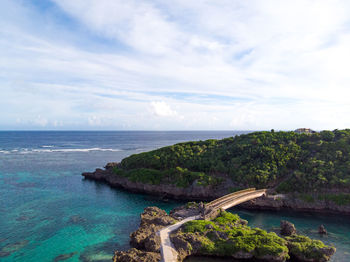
[[0, 148, 121, 154]]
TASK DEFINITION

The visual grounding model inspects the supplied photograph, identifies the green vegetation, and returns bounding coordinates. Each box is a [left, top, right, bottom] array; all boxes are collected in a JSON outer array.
[[182, 211, 289, 259], [185, 202, 202, 209], [213, 211, 241, 227], [299, 194, 315, 203], [286, 235, 336, 261], [317, 193, 350, 206], [183, 220, 219, 233], [113, 166, 222, 187], [180, 211, 334, 261], [113, 167, 164, 185], [115, 129, 350, 193]]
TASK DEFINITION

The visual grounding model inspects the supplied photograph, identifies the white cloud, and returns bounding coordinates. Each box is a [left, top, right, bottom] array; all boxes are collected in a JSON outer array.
[[150, 101, 178, 117]]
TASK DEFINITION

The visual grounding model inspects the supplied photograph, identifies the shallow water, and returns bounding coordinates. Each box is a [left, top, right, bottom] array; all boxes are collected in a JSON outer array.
[[0, 131, 349, 262]]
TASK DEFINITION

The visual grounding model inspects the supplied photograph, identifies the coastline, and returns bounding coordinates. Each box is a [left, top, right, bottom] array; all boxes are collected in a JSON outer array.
[[82, 165, 350, 215], [113, 205, 336, 262]]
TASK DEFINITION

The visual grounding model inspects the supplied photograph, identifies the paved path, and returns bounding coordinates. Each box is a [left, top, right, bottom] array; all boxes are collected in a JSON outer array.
[[159, 215, 200, 262], [158, 188, 266, 262]]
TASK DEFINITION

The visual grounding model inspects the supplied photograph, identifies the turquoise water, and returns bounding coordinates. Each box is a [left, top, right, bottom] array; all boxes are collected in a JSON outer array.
[[0, 131, 349, 261]]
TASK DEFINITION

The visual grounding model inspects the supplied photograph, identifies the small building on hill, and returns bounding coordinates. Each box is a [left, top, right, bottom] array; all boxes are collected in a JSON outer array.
[[294, 128, 316, 134]]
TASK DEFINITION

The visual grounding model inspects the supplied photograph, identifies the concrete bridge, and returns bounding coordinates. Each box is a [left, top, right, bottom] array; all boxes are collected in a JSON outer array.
[[202, 188, 266, 219], [159, 188, 267, 262]]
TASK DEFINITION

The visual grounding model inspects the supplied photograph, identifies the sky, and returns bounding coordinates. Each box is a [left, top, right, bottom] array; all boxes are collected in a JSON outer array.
[[1, 0, 350, 130]]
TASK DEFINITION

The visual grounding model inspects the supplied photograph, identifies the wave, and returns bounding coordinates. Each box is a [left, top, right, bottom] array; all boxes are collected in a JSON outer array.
[[32, 148, 122, 153], [0, 150, 10, 154], [0, 148, 122, 154]]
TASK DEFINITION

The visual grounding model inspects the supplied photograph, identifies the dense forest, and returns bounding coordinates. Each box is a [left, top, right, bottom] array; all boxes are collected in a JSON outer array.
[[113, 129, 350, 194]]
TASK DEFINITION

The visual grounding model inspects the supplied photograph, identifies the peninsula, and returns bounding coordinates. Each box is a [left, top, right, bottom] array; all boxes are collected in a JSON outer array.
[[83, 129, 350, 214]]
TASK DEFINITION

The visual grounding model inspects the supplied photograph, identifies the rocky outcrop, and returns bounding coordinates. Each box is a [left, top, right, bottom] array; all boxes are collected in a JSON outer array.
[[240, 194, 350, 215], [318, 225, 327, 235], [83, 164, 350, 215], [129, 207, 177, 252], [82, 165, 233, 201], [112, 206, 335, 262], [113, 248, 160, 262], [280, 220, 296, 236], [286, 235, 336, 262], [170, 212, 335, 262], [290, 247, 336, 262], [169, 202, 203, 220], [113, 207, 178, 261]]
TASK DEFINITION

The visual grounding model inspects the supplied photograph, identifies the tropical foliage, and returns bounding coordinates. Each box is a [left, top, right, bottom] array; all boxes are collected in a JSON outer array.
[[114, 129, 350, 192]]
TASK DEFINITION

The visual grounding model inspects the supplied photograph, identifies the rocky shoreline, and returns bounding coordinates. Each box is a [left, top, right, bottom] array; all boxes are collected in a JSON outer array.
[[82, 163, 350, 215], [113, 205, 335, 262]]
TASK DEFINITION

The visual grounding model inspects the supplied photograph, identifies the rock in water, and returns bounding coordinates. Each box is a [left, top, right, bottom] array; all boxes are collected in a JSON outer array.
[[0, 251, 11, 257], [286, 234, 336, 262], [53, 252, 77, 261], [319, 224, 327, 235], [280, 220, 296, 236], [68, 215, 86, 224], [16, 215, 30, 221], [0, 240, 29, 257]]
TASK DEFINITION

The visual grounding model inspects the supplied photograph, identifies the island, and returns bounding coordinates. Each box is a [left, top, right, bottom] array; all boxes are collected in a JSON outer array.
[[83, 129, 350, 214], [113, 204, 335, 262]]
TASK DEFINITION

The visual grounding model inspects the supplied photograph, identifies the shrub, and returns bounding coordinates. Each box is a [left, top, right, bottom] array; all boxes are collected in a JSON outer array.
[[116, 129, 350, 193]]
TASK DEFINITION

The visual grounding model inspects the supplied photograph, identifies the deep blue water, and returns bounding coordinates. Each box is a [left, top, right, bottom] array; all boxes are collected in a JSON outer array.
[[0, 131, 349, 262]]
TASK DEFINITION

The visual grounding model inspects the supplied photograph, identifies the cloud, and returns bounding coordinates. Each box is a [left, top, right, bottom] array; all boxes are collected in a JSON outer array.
[[1, 0, 350, 130], [150, 101, 179, 117]]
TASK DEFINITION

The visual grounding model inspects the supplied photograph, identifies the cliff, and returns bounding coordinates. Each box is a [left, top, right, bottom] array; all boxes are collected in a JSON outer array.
[[82, 165, 350, 214]]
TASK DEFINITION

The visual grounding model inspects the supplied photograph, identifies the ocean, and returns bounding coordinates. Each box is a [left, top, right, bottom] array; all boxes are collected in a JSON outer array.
[[0, 131, 349, 261]]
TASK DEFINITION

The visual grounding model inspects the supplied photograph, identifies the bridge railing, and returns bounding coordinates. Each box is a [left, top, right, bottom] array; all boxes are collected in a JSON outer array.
[[206, 188, 256, 207], [217, 189, 266, 209]]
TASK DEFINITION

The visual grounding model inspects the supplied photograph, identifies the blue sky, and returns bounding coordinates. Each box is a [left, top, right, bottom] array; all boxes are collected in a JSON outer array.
[[1, 0, 350, 130]]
